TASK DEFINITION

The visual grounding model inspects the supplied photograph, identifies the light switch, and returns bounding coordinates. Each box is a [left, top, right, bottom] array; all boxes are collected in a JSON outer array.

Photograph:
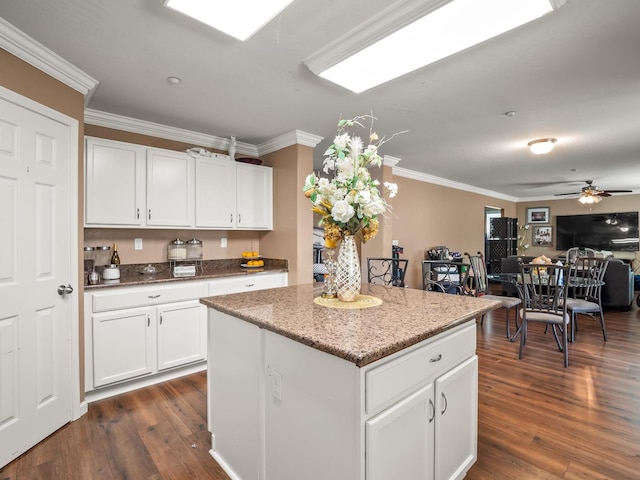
[[221, 237, 227, 248]]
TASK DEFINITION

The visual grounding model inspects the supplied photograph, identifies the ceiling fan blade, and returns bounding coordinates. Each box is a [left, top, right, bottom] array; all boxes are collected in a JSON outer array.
[[596, 192, 612, 197], [554, 192, 581, 196], [603, 189, 633, 194]]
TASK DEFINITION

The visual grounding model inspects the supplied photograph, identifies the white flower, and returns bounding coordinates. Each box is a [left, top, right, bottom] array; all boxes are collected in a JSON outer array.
[[333, 133, 349, 149], [384, 182, 398, 198], [331, 200, 355, 223], [322, 158, 335, 174], [362, 198, 386, 217]]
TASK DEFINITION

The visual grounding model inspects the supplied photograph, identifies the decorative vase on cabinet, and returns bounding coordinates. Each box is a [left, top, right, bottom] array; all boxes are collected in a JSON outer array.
[[336, 235, 361, 302]]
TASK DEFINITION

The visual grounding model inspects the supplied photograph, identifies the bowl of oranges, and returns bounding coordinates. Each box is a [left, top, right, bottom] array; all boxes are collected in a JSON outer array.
[[241, 251, 264, 268]]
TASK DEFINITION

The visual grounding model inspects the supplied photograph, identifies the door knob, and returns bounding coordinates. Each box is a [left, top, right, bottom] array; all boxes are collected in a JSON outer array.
[[57, 284, 74, 296]]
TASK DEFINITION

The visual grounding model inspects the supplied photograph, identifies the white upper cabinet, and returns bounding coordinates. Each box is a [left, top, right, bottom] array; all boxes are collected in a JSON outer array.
[[85, 137, 145, 226], [146, 148, 194, 227], [85, 137, 272, 230], [236, 162, 273, 230], [195, 154, 236, 228]]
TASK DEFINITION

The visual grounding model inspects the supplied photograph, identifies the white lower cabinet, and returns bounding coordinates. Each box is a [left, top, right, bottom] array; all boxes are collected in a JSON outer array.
[[366, 355, 478, 480], [85, 281, 208, 392], [156, 300, 207, 371], [92, 306, 155, 387], [207, 313, 476, 480]]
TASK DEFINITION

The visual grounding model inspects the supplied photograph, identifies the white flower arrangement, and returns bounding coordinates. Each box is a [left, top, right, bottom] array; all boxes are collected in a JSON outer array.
[[303, 115, 404, 245]]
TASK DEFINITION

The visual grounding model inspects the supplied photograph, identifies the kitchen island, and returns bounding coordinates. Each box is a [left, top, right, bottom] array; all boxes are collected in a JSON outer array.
[[201, 283, 501, 480]]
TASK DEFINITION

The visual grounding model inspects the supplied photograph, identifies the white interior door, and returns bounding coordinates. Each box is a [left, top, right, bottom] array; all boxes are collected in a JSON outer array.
[[0, 88, 76, 467]]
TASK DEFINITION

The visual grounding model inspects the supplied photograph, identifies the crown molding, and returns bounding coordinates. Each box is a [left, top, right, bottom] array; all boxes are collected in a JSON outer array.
[[0, 17, 98, 106], [383, 155, 401, 167], [393, 166, 518, 202], [257, 130, 324, 156], [84, 109, 259, 156]]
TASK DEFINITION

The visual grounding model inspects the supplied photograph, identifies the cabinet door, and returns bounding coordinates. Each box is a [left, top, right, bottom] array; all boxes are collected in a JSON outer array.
[[92, 307, 154, 387], [366, 384, 435, 480], [434, 356, 478, 480], [195, 155, 236, 228], [236, 163, 273, 229], [146, 148, 194, 226], [157, 300, 207, 371], [85, 137, 145, 226]]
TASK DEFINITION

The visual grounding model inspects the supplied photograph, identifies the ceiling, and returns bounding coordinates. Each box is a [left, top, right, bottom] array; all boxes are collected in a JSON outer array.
[[2, 0, 640, 201]]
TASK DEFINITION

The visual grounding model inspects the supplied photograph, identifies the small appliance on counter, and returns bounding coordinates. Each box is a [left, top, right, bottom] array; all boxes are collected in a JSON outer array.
[[168, 238, 203, 276], [102, 264, 121, 280]]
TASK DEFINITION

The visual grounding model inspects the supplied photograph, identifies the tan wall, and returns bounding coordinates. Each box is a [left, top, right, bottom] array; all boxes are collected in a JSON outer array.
[[260, 144, 314, 286], [1, 49, 86, 397], [392, 176, 516, 289], [516, 196, 640, 270]]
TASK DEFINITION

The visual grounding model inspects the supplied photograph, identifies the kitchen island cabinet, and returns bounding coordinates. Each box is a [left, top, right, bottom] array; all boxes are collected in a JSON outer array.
[[201, 284, 501, 480]]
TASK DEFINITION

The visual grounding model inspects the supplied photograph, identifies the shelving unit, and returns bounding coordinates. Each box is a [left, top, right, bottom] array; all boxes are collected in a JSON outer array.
[[486, 217, 517, 274]]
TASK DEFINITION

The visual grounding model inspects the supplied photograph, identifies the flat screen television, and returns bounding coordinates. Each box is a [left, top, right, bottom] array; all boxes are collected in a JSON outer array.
[[555, 211, 639, 251]]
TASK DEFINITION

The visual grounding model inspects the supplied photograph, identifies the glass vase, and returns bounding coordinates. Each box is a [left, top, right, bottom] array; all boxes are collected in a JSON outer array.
[[336, 235, 361, 302]]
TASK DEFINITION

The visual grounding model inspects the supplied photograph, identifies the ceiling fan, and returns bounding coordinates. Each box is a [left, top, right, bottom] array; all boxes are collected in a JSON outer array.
[[555, 180, 632, 204]]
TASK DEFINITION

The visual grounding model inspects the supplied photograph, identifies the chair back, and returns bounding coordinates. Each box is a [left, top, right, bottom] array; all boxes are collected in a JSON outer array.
[[566, 247, 596, 264], [518, 263, 570, 317], [367, 257, 408, 287], [568, 257, 609, 303], [464, 251, 490, 296]]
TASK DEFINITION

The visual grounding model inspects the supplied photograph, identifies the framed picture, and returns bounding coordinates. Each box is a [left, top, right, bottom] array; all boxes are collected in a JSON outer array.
[[526, 207, 550, 224], [533, 226, 553, 246]]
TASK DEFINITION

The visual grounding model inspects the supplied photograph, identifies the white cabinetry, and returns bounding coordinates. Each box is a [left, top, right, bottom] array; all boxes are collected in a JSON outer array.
[[146, 147, 194, 227], [195, 154, 236, 228], [207, 313, 476, 480], [195, 156, 273, 230], [208, 272, 287, 296], [236, 162, 273, 229], [85, 281, 208, 392], [85, 137, 145, 226], [85, 137, 272, 230]]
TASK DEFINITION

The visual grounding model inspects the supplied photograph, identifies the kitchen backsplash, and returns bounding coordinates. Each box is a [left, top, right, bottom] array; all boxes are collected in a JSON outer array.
[[84, 228, 262, 266]]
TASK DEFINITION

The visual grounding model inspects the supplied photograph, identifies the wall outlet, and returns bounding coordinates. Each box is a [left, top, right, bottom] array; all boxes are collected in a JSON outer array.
[[392, 240, 399, 246], [221, 237, 227, 248], [134, 238, 143, 250], [271, 370, 282, 401]]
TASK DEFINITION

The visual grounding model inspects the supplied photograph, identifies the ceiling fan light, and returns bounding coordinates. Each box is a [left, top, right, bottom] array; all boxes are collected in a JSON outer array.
[[528, 138, 557, 154]]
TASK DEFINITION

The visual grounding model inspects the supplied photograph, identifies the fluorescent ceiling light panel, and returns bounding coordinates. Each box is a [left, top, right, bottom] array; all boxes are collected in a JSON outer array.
[[307, 0, 558, 93], [164, 0, 295, 41]]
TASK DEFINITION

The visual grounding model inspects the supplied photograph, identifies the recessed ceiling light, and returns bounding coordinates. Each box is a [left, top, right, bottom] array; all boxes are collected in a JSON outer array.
[[167, 76, 182, 85], [305, 0, 563, 93], [164, 0, 295, 41]]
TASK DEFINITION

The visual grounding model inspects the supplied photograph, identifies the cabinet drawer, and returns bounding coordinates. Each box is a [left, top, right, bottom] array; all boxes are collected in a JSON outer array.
[[365, 323, 475, 414], [209, 273, 287, 296], [92, 282, 207, 313]]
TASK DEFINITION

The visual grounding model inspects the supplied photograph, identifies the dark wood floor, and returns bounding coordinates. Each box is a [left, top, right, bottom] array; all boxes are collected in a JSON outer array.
[[2, 302, 640, 479]]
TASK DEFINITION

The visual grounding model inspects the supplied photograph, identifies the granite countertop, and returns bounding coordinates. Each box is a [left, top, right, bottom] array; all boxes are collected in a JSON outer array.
[[84, 258, 288, 290], [200, 283, 501, 367]]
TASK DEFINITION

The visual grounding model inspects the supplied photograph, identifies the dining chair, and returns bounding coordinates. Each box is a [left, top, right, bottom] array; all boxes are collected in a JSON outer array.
[[464, 252, 521, 338], [367, 257, 408, 287], [565, 246, 596, 264], [517, 263, 571, 367], [565, 257, 609, 341]]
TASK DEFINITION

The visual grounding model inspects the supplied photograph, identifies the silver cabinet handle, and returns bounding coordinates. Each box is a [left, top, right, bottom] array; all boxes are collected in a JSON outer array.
[[238, 213, 242, 223], [245, 284, 255, 288], [160, 314, 163, 325], [147, 315, 150, 327], [230, 214, 233, 223], [136, 207, 140, 219], [430, 354, 442, 363], [148, 209, 151, 220], [441, 392, 448, 415], [148, 294, 161, 299], [428, 399, 435, 423]]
